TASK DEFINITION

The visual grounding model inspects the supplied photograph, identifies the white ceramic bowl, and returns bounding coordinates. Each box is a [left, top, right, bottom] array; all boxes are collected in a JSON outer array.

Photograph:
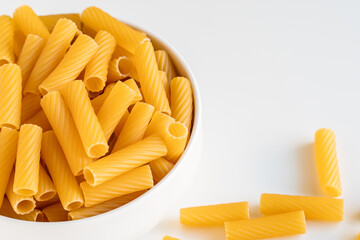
[[0, 21, 203, 240]]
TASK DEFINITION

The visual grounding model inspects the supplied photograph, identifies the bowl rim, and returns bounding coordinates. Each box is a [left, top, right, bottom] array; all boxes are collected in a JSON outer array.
[[0, 16, 202, 225]]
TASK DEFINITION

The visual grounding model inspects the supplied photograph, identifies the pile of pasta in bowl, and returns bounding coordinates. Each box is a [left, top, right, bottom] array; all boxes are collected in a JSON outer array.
[[0, 6, 193, 222]]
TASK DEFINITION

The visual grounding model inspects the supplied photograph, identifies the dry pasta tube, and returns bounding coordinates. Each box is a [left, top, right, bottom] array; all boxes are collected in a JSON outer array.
[[80, 6, 146, 54], [158, 71, 170, 100], [13, 6, 50, 39], [40, 13, 81, 32], [16, 34, 45, 86], [315, 128, 342, 197], [180, 202, 249, 226], [61, 80, 108, 158], [112, 102, 154, 152], [0, 16, 15, 65], [91, 83, 116, 114], [21, 93, 41, 123], [81, 165, 154, 207], [149, 158, 174, 183], [260, 193, 344, 221], [41, 91, 93, 176], [6, 171, 36, 215], [68, 191, 145, 220], [84, 30, 116, 92], [41, 131, 84, 211], [0, 198, 43, 221], [24, 110, 52, 131], [162, 122, 188, 163], [14, 124, 42, 196], [0, 64, 22, 129], [97, 81, 136, 140], [123, 78, 143, 104], [34, 166, 56, 202], [107, 56, 132, 82], [144, 111, 175, 137], [39, 34, 99, 95], [42, 203, 68, 222], [154, 50, 176, 82], [0, 128, 19, 207], [170, 77, 193, 131], [113, 110, 129, 137], [24, 18, 78, 95], [84, 134, 166, 186], [225, 211, 306, 240]]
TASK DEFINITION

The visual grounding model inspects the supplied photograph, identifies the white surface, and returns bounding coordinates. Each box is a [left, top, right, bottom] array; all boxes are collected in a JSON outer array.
[[3, 1, 360, 239]]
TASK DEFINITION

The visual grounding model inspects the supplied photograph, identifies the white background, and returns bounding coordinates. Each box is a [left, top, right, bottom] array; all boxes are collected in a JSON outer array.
[[3, 1, 360, 239]]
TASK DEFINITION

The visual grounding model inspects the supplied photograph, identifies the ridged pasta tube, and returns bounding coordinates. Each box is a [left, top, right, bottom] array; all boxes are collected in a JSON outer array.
[[84, 31, 116, 92], [41, 91, 93, 175], [42, 203, 68, 222], [0, 16, 15, 65], [225, 211, 306, 240], [107, 56, 132, 82], [97, 81, 136, 140], [154, 50, 176, 82], [158, 71, 170, 99], [0, 128, 19, 207], [91, 82, 116, 114], [14, 124, 42, 196], [13, 6, 50, 40], [0, 198, 42, 221], [68, 191, 145, 220], [134, 40, 171, 114], [81, 165, 154, 207], [81, 7, 146, 54], [144, 111, 175, 138], [0, 64, 22, 129], [180, 202, 249, 226], [113, 110, 130, 138], [84, 135, 166, 186], [61, 80, 108, 158], [34, 166, 56, 202], [315, 128, 342, 197], [40, 13, 81, 32], [112, 102, 154, 152], [17, 34, 45, 86], [162, 122, 188, 163], [39, 34, 99, 95], [149, 158, 174, 183], [41, 131, 84, 211], [21, 93, 41, 123], [24, 18, 78, 95], [170, 77, 193, 131], [260, 193, 344, 221], [123, 78, 143, 104]]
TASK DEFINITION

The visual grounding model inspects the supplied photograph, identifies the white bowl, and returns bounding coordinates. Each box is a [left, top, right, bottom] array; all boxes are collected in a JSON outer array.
[[0, 21, 203, 240]]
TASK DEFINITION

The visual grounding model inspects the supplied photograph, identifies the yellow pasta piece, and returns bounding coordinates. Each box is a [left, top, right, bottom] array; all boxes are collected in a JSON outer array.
[[24, 110, 52, 131], [315, 128, 342, 197], [107, 56, 132, 82], [225, 211, 306, 240], [260, 193, 344, 221], [24, 18, 77, 95], [13, 28, 26, 60], [97, 81, 136, 140], [155, 50, 176, 82], [158, 71, 170, 100], [0, 198, 44, 221], [170, 77, 193, 131], [16, 34, 45, 86], [42, 203, 68, 222], [113, 110, 130, 138], [34, 166, 56, 202], [41, 131, 84, 211], [0, 15, 15, 65], [180, 202, 249, 226], [84, 31, 116, 92], [41, 91, 93, 175], [61, 80, 108, 158], [124, 78, 143, 104], [81, 7, 146, 54], [162, 236, 180, 240], [84, 135, 166, 186], [112, 102, 154, 152], [0, 128, 19, 207], [0, 64, 22, 129], [35, 194, 60, 210], [81, 165, 153, 207], [39, 34, 98, 95], [149, 158, 174, 183], [40, 13, 81, 32], [144, 111, 175, 137], [14, 124, 42, 196], [6, 170, 36, 215], [68, 191, 145, 220], [91, 82, 116, 114], [21, 93, 41, 122], [162, 122, 188, 163], [134, 40, 171, 114], [112, 45, 133, 60], [13, 6, 50, 40]]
